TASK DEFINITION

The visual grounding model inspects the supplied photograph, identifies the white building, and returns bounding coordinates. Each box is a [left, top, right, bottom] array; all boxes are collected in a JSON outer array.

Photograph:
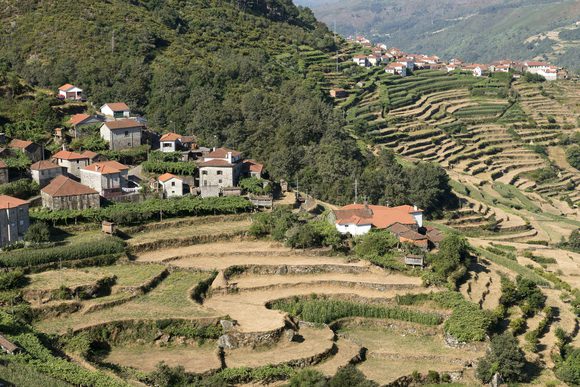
[[100, 103, 131, 119], [58, 84, 83, 100], [51, 150, 93, 178], [352, 55, 368, 67], [385, 62, 407, 76], [159, 132, 181, 152], [158, 173, 183, 198], [332, 204, 423, 237]]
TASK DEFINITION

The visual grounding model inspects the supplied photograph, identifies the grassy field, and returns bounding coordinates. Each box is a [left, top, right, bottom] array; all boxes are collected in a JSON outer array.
[[25, 269, 106, 290], [83, 264, 166, 287], [36, 271, 215, 334]]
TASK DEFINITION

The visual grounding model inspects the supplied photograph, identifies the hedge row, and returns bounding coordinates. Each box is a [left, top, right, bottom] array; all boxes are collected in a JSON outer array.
[[0, 237, 125, 268], [31, 196, 254, 226], [141, 160, 197, 176]]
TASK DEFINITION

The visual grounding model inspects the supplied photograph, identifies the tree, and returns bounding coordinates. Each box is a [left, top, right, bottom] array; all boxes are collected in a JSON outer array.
[[566, 145, 580, 171], [288, 369, 327, 387], [24, 222, 51, 245], [353, 230, 398, 259], [425, 233, 470, 287], [329, 365, 377, 387], [477, 332, 527, 383], [568, 229, 580, 251], [556, 348, 580, 385]]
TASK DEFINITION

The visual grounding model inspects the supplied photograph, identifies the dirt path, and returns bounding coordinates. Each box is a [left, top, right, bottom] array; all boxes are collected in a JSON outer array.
[[314, 337, 361, 376]]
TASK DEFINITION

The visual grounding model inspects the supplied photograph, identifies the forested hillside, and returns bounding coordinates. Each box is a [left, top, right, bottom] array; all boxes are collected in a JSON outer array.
[[0, 0, 454, 209], [296, 0, 580, 71]]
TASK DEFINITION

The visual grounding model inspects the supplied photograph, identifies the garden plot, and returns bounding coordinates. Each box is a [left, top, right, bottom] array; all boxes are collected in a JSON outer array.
[[36, 271, 215, 334], [104, 342, 221, 374], [341, 323, 485, 385], [25, 269, 106, 292]]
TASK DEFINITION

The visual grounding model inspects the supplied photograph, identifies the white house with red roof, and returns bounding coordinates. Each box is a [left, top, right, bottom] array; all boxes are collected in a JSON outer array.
[[58, 84, 83, 100], [353, 55, 369, 67], [0, 195, 29, 247], [198, 147, 244, 196], [80, 161, 129, 197], [332, 203, 423, 237], [158, 173, 183, 198], [100, 103, 131, 119], [385, 62, 407, 76], [243, 159, 264, 179]]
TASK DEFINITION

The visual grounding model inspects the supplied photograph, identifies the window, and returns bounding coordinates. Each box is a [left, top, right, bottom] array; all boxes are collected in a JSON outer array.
[[202, 170, 208, 175], [218, 179, 222, 184], [124, 131, 129, 137], [41, 171, 45, 176], [217, 170, 223, 175], [171, 182, 175, 186]]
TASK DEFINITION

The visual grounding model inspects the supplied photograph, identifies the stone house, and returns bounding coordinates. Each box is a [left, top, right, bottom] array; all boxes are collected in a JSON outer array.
[[198, 148, 244, 192], [100, 119, 144, 150], [80, 161, 129, 197], [158, 173, 183, 198], [159, 132, 198, 153], [0, 161, 8, 185], [68, 114, 104, 138], [100, 103, 131, 118], [0, 195, 29, 247], [8, 139, 42, 162], [52, 150, 93, 178], [41, 175, 100, 211], [242, 159, 264, 179], [30, 160, 63, 188]]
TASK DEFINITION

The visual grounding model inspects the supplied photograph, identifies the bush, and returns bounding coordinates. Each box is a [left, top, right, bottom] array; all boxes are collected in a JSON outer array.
[[142, 160, 197, 175], [509, 317, 526, 335], [424, 233, 470, 288], [0, 179, 39, 199], [24, 222, 51, 245], [329, 365, 377, 387], [353, 230, 398, 258], [285, 221, 342, 249], [0, 269, 27, 290], [567, 145, 580, 171], [555, 348, 580, 385], [239, 177, 272, 195], [477, 333, 527, 383], [0, 236, 125, 268], [288, 369, 327, 387]]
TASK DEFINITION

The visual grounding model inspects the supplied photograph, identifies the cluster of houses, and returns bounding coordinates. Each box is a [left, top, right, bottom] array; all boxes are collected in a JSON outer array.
[[346, 36, 566, 81], [331, 202, 443, 253], [0, 85, 266, 248]]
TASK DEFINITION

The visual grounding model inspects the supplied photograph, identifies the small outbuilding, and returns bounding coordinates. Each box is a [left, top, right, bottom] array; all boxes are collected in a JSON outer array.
[[58, 84, 83, 100], [0, 334, 21, 355], [158, 173, 184, 198], [41, 175, 100, 210], [30, 160, 63, 188]]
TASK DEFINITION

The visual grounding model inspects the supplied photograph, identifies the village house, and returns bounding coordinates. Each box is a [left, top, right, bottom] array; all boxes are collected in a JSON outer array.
[[352, 55, 369, 67], [58, 84, 83, 101], [329, 88, 348, 98], [198, 147, 244, 197], [385, 62, 407, 76], [158, 173, 184, 198], [243, 159, 265, 179], [41, 175, 100, 211], [0, 161, 8, 185], [367, 54, 382, 66], [100, 103, 131, 119], [100, 119, 144, 150], [158, 132, 198, 153], [0, 334, 21, 355], [80, 161, 129, 197], [30, 160, 63, 187], [52, 150, 94, 178], [0, 195, 29, 248], [69, 114, 104, 137], [8, 139, 42, 162]]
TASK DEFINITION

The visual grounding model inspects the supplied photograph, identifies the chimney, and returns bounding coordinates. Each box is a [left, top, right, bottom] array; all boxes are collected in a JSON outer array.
[[413, 205, 418, 211], [227, 151, 232, 163]]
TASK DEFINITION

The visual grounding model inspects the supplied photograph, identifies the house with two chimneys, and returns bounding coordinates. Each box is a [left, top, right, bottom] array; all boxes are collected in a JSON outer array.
[[331, 203, 440, 250]]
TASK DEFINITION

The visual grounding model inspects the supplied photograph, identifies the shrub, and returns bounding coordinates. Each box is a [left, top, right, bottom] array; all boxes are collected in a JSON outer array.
[[444, 302, 493, 342], [509, 317, 526, 335], [0, 269, 27, 290], [353, 230, 398, 258], [555, 348, 580, 385], [0, 179, 39, 199], [476, 333, 527, 383], [24, 222, 51, 245], [239, 177, 272, 195], [0, 236, 125, 268], [288, 369, 327, 387], [329, 365, 377, 387], [567, 145, 580, 171]]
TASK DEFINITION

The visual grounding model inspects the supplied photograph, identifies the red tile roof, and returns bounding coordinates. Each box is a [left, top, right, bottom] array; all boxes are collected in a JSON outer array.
[[334, 204, 422, 229], [69, 114, 91, 126], [52, 150, 89, 161], [42, 175, 98, 197], [102, 102, 130, 111], [9, 139, 34, 150], [30, 160, 61, 171], [158, 173, 181, 182], [198, 159, 235, 168], [103, 119, 143, 130], [82, 160, 129, 175], [525, 61, 549, 67], [81, 150, 98, 160], [244, 159, 264, 173], [0, 195, 27, 209], [206, 147, 242, 159], [58, 84, 76, 92], [160, 132, 181, 142]]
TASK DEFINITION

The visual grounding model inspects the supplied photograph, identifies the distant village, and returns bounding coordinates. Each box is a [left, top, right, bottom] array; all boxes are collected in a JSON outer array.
[[346, 35, 568, 81]]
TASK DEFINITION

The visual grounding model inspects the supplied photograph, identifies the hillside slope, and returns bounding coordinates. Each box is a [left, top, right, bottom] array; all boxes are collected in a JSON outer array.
[[297, 0, 580, 71]]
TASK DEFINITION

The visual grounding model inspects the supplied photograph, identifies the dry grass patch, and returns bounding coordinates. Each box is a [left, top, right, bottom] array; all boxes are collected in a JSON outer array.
[[25, 269, 105, 290], [35, 271, 217, 334], [104, 342, 221, 374], [83, 264, 166, 287]]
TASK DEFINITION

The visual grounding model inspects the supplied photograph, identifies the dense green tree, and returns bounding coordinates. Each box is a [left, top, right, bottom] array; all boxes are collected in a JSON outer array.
[[566, 145, 580, 170], [24, 222, 51, 245], [329, 365, 377, 387], [424, 233, 470, 287], [568, 229, 580, 251], [353, 230, 398, 259], [556, 347, 580, 385], [287, 368, 327, 387], [476, 333, 527, 383]]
